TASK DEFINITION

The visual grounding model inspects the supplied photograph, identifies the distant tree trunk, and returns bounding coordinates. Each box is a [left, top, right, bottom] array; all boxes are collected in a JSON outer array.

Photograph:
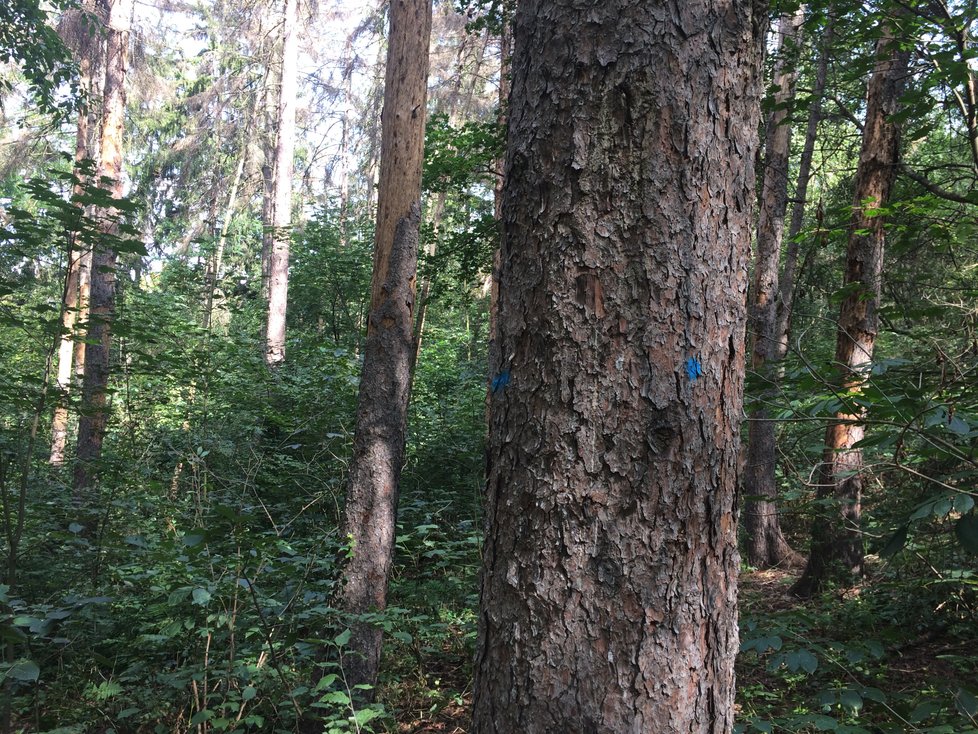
[[72, 0, 132, 499], [792, 26, 910, 599], [471, 1, 763, 731], [264, 0, 299, 366], [486, 7, 510, 416], [776, 11, 833, 358], [337, 0, 431, 692], [260, 10, 282, 303], [204, 149, 246, 331], [743, 7, 806, 569], [50, 8, 97, 466]]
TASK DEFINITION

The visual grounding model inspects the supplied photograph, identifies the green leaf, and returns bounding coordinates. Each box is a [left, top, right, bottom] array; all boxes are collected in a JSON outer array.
[[956, 688, 978, 718], [191, 588, 211, 606], [909, 700, 940, 723], [787, 648, 818, 674], [956, 512, 978, 555], [353, 707, 383, 725], [948, 416, 970, 435], [808, 714, 838, 731], [839, 689, 863, 712], [954, 494, 975, 514], [320, 690, 351, 705], [189, 710, 212, 725], [242, 686, 257, 701], [880, 524, 909, 558], [333, 628, 351, 647], [5, 659, 39, 682]]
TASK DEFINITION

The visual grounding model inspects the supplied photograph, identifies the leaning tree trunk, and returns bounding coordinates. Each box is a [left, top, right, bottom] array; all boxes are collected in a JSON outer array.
[[792, 27, 910, 599], [336, 0, 431, 692], [743, 7, 806, 569], [72, 0, 132, 500], [264, 0, 299, 366], [471, 1, 764, 731]]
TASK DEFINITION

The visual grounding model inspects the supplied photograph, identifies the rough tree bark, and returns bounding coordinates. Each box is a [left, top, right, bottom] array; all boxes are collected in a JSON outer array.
[[792, 26, 910, 599], [471, 1, 764, 731], [264, 0, 299, 366], [336, 0, 431, 691], [72, 0, 132, 499], [743, 7, 806, 569], [50, 0, 98, 466]]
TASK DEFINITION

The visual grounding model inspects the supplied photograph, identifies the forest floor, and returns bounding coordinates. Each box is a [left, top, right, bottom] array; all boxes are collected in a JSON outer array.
[[388, 567, 978, 733]]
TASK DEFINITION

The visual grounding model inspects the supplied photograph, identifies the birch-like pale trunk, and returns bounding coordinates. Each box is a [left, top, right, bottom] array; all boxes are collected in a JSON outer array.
[[264, 0, 299, 366]]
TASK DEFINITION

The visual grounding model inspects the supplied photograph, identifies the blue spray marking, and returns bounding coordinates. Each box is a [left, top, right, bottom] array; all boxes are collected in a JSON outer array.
[[491, 370, 511, 393], [684, 356, 703, 382]]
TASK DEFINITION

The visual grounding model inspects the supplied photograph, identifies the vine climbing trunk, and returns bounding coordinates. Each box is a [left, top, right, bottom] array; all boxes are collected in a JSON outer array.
[[471, 0, 764, 730], [336, 0, 431, 693], [743, 7, 806, 569], [792, 25, 910, 598], [72, 0, 132, 501]]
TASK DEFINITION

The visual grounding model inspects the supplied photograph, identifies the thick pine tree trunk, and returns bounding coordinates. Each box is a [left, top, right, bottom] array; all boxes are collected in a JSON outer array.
[[743, 8, 806, 569], [50, 0, 100, 466], [471, 1, 764, 731], [336, 0, 431, 691], [264, 0, 299, 366], [792, 28, 910, 599], [50, 59, 93, 465], [72, 0, 131, 500]]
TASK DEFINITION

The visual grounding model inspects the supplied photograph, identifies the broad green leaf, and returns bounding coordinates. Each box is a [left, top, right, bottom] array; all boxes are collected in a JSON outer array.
[[880, 525, 909, 558], [840, 689, 863, 712], [956, 688, 978, 718], [333, 628, 351, 647], [956, 513, 978, 555], [6, 659, 39, 682], [191, 588, 211, 606]]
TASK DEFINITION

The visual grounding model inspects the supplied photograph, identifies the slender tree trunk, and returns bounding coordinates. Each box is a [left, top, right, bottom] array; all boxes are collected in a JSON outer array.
[[409, 191, 446, 380], [260, 14, 282, 303], [204, 149, 246, 331], [72, 0, 132, 500], [264, 0, 299, 366], [776, 12, 834, 358], [336, 0, 431, 692], [743, 7, 806, 569], [471, 1, 764, 731], [792, 27, 910, 599]]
